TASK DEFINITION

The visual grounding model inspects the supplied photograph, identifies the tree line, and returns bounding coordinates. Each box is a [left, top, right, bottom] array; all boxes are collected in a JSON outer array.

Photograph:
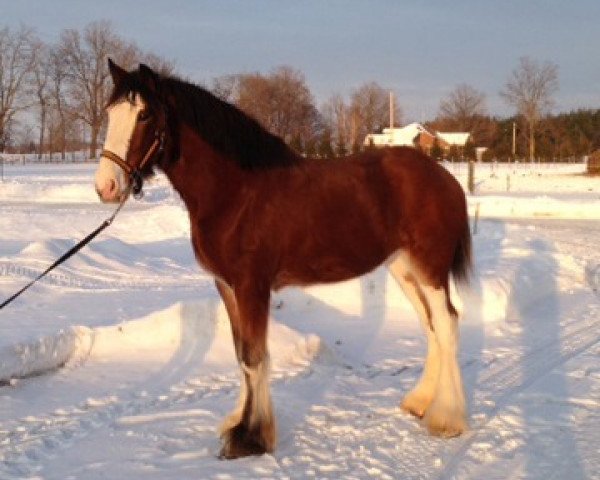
[[0, 22, 172, 159], [1, 22, 597, 162]]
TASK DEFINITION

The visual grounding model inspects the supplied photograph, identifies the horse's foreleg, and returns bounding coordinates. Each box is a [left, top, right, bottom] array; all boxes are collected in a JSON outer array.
[[421, 285, 467, 437], [218, 281, 275, 459], [215, 280, 247, 435]]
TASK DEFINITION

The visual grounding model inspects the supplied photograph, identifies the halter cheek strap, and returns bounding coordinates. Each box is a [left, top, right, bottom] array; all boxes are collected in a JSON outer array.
[[101, 130, 165, 198]]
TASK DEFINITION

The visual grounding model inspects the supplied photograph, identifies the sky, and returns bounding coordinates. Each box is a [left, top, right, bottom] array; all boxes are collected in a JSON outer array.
[[3, 0, 600, 122]]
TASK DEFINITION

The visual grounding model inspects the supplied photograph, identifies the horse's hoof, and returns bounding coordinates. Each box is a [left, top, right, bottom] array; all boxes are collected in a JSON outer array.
[[423, 409, 467, 438], [401, 403, 425, 419], [400, 392, 431, 419], [219, 423, 272, 459]]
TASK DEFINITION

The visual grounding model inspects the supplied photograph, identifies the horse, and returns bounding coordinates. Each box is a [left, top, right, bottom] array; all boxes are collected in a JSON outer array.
[[95, 59, 472, 459]]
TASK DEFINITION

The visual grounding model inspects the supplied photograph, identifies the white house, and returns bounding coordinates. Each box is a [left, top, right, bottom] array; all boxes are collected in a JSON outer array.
[[364, 123, 431, 148], [364, 123, 471, 155]]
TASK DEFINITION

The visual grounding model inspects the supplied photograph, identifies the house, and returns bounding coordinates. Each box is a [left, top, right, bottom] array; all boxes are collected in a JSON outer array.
[[436, 132, 470, 149], [364, 123, 471, 156], [364, 123, 434, 149]]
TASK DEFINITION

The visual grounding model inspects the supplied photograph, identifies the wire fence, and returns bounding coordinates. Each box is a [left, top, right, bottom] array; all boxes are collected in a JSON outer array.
[[443, 158, 587, 177], [0, 151, 97, 165]]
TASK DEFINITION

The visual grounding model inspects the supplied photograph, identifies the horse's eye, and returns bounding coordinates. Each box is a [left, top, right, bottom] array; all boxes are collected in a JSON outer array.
[[138, 110, 151, 122]]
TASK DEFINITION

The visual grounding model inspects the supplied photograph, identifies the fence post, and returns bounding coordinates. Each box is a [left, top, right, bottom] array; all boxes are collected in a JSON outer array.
[[468, 160, 475, 194]]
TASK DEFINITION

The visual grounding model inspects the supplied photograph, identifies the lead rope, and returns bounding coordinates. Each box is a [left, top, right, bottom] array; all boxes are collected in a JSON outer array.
[[0, 186, 131, 310]]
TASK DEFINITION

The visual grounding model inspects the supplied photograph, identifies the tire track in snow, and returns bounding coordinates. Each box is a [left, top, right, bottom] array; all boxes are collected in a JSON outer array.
[[437, 302, 600, 480], [431, 218, 600, 479], [275, 359, 451, 480], [275, 275, 600, 478], [0, 350, 325, 478], [0, 374, 237, 478], [0, 261, 209, 291]]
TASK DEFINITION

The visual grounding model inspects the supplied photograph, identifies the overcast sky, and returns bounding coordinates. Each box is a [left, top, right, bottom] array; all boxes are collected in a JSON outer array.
[[3, 0, 599, 121]]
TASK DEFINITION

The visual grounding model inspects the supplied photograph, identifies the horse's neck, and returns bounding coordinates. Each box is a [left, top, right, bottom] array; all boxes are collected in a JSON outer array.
[[163, 124, 245, 218]]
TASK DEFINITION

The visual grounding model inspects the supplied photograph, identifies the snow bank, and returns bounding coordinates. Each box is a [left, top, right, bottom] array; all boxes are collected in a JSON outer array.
[[469, 194, 600, 220], [0, 301, 326, 384], [0, 326, 92, 383]]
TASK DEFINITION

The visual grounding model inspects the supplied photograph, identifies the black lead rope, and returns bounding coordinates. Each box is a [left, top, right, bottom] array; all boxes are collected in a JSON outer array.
[[0, 189, 130, 311]]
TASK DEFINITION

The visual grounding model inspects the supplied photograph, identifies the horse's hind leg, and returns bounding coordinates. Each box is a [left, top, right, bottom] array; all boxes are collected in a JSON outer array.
[[389, 255, 467, 437], [388, 255, 440, 418], [420, 283, 467, 437], [217, 279, 276, 459]]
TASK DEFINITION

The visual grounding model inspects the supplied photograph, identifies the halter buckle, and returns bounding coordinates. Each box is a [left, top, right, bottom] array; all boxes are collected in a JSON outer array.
[[131, 170, 144, 199]]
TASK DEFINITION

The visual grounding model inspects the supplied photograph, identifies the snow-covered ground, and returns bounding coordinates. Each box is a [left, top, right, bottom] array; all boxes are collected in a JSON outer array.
[[0, 161, 598, 479]]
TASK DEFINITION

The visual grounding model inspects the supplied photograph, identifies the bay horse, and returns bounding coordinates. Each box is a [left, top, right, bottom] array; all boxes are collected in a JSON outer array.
[[95, 60, 471, 459]]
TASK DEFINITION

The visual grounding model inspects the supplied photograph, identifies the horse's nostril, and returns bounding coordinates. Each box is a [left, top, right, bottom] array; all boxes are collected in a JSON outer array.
[[107, 178, 117, 194]]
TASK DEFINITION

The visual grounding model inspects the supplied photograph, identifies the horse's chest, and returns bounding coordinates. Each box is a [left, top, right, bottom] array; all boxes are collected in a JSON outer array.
[[190, 224, 224, 279]]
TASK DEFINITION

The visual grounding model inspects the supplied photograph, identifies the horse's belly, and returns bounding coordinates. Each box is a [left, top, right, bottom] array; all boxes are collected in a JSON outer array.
[[273, 249, 388, 290]]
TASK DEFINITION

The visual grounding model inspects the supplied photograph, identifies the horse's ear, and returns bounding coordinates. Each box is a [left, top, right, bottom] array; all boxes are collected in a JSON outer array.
[[108, 58, 127, 85], [139, 63, 159, 92]]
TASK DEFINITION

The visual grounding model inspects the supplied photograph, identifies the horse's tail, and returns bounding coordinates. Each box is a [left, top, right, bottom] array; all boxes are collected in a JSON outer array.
[[451, 220, 472, 284]]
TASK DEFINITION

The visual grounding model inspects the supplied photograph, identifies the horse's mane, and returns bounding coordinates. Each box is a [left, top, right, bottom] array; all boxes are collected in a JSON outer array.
[[109, 68, 300, 170]]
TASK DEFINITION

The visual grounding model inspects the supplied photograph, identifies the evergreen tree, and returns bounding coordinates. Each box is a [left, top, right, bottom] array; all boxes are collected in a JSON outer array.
[[463, 140, 476, 160], [318, 129, 334, 159], [336, 138, 347, 157], [448, 145, 460, 162], [289, 135, 304, 156], [430, 138, 443, 160]]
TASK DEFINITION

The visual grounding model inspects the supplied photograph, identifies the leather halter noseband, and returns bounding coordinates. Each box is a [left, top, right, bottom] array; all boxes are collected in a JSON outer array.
[[101, 129, 165, 198]]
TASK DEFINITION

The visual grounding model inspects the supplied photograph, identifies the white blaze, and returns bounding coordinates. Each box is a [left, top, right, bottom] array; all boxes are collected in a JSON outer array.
[[95, 95, 145, 198]]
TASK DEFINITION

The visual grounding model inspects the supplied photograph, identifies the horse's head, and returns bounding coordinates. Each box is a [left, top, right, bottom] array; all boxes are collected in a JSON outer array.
[[95, 59, 166, 203]]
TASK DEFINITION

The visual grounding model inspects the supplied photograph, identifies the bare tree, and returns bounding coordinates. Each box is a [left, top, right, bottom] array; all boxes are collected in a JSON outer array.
[[217, 66, 319, 152], [322, 94, 350, 155], [141, 52, 175, 77], [31, 39, 52, 158], [47, 45, 72, 159], [350, 82, 401, 146], [438, 84, 487, 131], [0, 26, 35, 151], [60, 21, 174, 158], [59, 21, 119, 158], [59, 21, 158, 158], [212, 74, 240, 103], [501, 56, 559, 161]]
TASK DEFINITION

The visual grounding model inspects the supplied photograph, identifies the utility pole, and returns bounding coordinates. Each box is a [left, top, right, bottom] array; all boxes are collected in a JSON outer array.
[[512, 121, 516, 161], [351, 110, 358, 152], [389, 91, 394, 130]]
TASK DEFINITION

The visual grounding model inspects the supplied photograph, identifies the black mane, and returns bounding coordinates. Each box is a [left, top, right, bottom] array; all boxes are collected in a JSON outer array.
[[109, 68, 300, 170]]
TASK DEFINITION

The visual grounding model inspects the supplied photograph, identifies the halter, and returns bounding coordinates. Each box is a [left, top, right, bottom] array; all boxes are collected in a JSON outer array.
[[101, 129, 165, 199]]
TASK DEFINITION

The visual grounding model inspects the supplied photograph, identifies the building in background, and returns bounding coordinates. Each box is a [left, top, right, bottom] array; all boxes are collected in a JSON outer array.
[[364, 123, 471, 157]]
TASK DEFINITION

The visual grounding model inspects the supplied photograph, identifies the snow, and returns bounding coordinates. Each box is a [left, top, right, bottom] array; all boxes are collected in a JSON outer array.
[[363, 124, 471, 148], [436, 132, 470, 147], [364, 123, 431, 147], [0, 161, 599, 479]]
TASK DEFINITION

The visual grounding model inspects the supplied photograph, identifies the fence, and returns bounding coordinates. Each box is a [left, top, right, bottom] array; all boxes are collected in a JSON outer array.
[[442, 159, 588, 194], [0, 151, 96, 165]]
